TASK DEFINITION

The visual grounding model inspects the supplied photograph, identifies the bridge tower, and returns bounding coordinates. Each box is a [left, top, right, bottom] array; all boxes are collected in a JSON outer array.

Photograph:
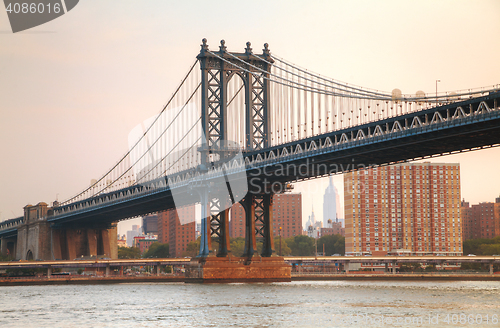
[[195, 39, 277, 260]]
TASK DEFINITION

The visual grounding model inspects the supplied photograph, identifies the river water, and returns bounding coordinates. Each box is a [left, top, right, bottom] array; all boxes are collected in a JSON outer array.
[[1, 281, 499, 327]]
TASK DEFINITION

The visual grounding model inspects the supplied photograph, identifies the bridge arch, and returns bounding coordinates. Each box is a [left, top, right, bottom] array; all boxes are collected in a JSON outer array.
[[226, 71, 247, 148], [26, 249, 33, 260], [198, 39, 273, 154]]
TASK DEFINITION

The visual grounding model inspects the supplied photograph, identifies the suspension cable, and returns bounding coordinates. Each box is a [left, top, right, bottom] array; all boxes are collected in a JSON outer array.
[[60, 60, 199, 205], [207, 50, 391, 100], [90, 83, 202, 198]]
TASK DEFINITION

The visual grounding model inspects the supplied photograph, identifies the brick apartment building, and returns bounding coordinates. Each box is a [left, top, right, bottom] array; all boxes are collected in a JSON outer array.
[[344, 163, 462, 256], [230, 193, 302, 239], [460, 200, 473, 240], [461, 197, 500, 240], [157, 205, 196, 257]]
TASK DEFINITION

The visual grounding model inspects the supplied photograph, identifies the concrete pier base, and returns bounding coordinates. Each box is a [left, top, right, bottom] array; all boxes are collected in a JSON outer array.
[[185, 256, 291, 283]]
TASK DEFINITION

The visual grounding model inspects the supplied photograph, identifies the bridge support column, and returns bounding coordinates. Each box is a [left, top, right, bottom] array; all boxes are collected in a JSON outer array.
[[0, 238, 6, 257], [213, 208, 231, 257], [260, 194, 275, 257], [197, 184, 232, 258], [241, 193, 275, 258], [47, 266, 52, 278], [490, 263, 494, 275], [87, 230, 97, 257], [66, 230, 77, 260], [0, 237, 17, 260], [105, 264, 110, 277], [385, 263, 389, 273], [51, 230, 62, 260], [392, 261, 397, 274], [198, 187, 210, 257], [0, 237, 16, 259], [50, 226, 117, 260], [102, 230, 111, 258], [242, 195, 257, 258], [187, 191, 289, 283]]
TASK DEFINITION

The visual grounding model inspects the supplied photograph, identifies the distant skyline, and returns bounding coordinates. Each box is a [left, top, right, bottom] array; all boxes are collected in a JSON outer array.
[[1, 1, 499, 234]]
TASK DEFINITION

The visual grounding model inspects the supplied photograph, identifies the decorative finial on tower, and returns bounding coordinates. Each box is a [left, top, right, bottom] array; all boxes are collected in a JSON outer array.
[[263, 43, 270, 56], [201, 38, 208, 51], [219, 39, 227, 52], [198, 38, 209, 57], [245, 42, 252, 54]]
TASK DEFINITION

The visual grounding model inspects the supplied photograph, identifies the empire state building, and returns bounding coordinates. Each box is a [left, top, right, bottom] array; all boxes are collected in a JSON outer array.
[[323, 176, 342, 228]]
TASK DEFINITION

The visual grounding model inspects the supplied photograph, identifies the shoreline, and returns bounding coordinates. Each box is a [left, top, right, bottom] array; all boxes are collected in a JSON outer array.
[[1, 273, 500, 286]]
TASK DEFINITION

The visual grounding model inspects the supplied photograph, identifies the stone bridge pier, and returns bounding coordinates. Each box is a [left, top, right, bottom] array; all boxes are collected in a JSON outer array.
[[13, 202, 117, 260], [0, 237, 17, 259], [51, 225, 118, 260]]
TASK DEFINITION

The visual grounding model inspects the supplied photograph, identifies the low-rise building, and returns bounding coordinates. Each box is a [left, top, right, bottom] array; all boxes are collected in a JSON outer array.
[[320, 220, 345, 237], [461, 197, 500, 240], [133, 236, 157, 254]]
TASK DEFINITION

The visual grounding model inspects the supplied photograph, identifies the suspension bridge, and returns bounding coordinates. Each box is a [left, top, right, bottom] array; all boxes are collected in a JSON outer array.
[[1, 39, 500, 267]]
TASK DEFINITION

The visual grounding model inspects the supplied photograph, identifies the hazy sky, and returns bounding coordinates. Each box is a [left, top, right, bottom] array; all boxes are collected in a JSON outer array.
[[1, 1, 499, 235]]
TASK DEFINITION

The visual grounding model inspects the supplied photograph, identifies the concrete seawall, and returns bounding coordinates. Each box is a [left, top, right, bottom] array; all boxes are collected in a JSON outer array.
[[0, 275, 184, 286], [291, 273, 500, 281], [1, 273, 500, 286]]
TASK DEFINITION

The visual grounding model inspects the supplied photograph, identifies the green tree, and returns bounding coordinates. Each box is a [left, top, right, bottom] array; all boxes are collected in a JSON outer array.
[[463, 238, 490, 255], [478, 243, 500, 255], [183, 238, 200, 257], [274, 236, 292, 256], [118, 246, 141, 259], [285, 235, 315, 256], [6, 267, 44, 276], [182, 237, 223, 257], [143, 243, 170, 258], [463, 236, 500, 255], [230, 237, 246, 257], [317, 234, 345, 256]]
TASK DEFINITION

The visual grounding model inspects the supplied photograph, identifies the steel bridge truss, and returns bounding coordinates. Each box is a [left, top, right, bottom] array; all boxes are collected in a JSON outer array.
[[9, 92, 495, 228], [197, 39, 275, 257], [243, 94, 500, 179]]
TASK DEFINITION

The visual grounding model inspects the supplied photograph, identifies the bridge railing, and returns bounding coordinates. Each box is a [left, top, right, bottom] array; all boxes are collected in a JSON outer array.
[[245, 94, 500, 172], [0, 216, 24, 232]]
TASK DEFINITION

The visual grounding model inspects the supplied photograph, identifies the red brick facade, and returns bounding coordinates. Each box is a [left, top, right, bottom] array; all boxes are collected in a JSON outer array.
[[320, 222, 345, 237], [344, 163, 462, 256], [461, 200, 500, 240], [133, 236, 157, 254], [158, 205, 196, 257], [230, 193, 302, 239]]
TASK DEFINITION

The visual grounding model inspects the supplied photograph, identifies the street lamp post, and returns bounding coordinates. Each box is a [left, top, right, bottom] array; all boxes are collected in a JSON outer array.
[[315, 236, 318, 257], [279, 227, 282, 257]]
